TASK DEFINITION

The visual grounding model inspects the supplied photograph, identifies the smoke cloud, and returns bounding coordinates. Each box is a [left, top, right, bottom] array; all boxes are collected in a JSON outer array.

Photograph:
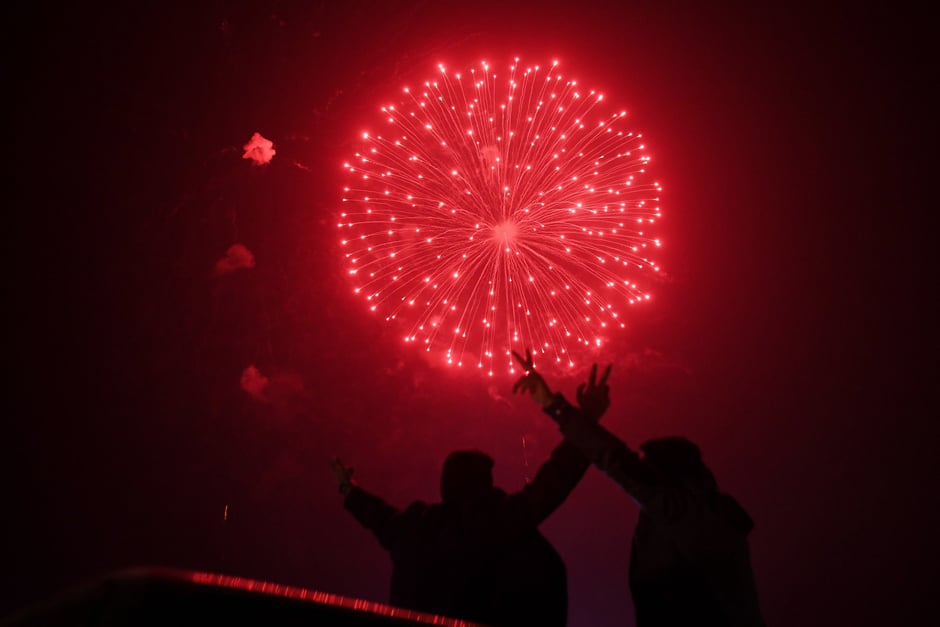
[[214, 243, 255, 275], [242, 132, 276, 165], [240, 365, 270, 401], [240, 365, 307, 409], [487, 385, 512, 407]]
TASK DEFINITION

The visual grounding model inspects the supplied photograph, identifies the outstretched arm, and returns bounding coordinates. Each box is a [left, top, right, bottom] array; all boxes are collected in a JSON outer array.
[[545, 399, 689, 522], [503, 350, 594, 528], [512, 356, 686, 521], [330, 457, 402, 549]]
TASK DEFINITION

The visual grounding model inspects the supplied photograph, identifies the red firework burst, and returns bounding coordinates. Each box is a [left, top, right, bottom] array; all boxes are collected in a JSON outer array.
[[339, 59, 662, 376]]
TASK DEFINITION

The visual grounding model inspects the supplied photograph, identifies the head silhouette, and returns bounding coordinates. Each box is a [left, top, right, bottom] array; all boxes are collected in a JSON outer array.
[[440, 450, 495, 504], [640, 437, 717, 489]]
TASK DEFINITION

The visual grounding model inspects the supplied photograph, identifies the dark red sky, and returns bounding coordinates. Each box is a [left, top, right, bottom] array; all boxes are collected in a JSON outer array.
[[7, 2, 935, 625]]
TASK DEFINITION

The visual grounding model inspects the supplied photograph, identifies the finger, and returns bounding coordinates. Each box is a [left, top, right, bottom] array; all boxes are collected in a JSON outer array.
[[600, 364, 612, 386], [589, 363, 598, 387], [525, 348, 533, 367], [511, 350, 526, 368], [576, 382, 586, 400]]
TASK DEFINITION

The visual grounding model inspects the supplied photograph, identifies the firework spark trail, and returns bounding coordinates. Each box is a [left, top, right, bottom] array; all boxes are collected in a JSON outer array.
[[340, 59, 662, 376]]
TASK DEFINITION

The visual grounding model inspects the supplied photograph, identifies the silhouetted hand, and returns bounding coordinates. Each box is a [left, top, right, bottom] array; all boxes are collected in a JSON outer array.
[[330, 457, 356, 495], [512, 349, 554, 408], [577, 363, 612, 422]]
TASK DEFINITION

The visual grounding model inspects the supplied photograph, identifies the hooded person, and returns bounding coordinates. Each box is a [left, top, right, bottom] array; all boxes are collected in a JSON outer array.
[[512, 349, 765, 627]]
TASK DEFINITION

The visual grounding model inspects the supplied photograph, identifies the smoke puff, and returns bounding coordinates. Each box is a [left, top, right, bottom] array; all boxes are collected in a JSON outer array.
[[242, 132, 276, 165], [241, 366, 306, 409], [487, 385, 511, 406], [215, 243, 255, 275], [241, 365, 270, 401]]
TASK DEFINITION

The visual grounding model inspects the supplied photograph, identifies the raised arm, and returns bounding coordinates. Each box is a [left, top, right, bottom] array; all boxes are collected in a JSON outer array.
[[511, 354, 688, 521], [546, 397, 691, 522], [504, 436, 592, 528], [501, 350, 597, 528], [330, 457, 403, 550]]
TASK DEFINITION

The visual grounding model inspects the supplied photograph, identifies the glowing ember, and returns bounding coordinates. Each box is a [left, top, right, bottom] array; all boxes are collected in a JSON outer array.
[[339, 59, 662, 376]]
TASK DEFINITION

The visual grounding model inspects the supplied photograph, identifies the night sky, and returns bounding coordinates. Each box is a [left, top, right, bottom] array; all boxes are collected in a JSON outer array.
[[7, 2, 935, 625]]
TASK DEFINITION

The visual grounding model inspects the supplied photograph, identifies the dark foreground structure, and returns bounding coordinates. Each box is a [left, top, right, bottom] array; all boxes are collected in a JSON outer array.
[[2, 568, 486, 627]]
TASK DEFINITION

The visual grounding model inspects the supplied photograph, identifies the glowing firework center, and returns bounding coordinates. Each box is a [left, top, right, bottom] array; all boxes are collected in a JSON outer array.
[[340, 59, 662, 376]]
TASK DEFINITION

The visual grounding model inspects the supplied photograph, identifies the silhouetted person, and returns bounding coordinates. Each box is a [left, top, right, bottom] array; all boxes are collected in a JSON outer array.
[[513, 349, 765, 627], [331, 369, 610, 626]]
